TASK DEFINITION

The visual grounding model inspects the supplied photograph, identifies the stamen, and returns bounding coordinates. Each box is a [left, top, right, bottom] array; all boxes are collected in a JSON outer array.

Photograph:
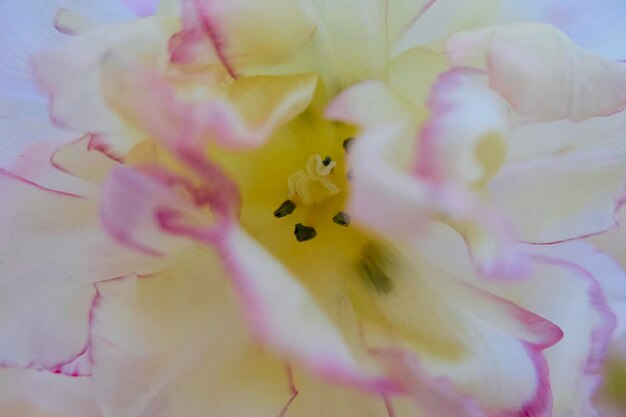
[[274, 200, 296, 218], [294, 223, 317, 242], [287, 155, 340, 206], [332, 211, 351, 226]]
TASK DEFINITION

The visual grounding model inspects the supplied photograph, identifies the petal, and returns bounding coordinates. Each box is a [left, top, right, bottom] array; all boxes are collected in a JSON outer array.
[[495, 0, 626, 60], [0, 368, 101, 417], [325, 80, 416, 129], [446, 23, 626, 122], [102, 57, 318, 150], [392, 0, 502, 56], [503, 243, 618, 417], [90, 252, 296, 417], [0, 171, 161, 374], [33, 13, 177, 158], [489, 147, 626, 243], [215, 226, 396, 391], [348, 230, 561, 415], [283, 368, 391, 417], [120, 0, 159, 17], [419, 224, 620, 417], [176, 0, 315, 77], [0, 0, 134, 167]]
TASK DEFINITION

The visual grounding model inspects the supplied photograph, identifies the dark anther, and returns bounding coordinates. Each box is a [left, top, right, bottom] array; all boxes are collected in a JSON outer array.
[[274, 200, 296, 218], [322, 156, 332, 166], [346, 170, 353, 181], [342, 137, 355, 151], [294, 223, 317, 242], [332, 211, 351, 226]]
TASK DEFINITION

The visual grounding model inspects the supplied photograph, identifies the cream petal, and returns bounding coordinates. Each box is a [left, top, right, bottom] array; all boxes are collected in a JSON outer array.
[[393, 0, 502, 56], [416, 224, 622, 417], [0, 170, 161, 375], [0, 368, 101, 417], [495, 0, 626, 60], [350, 232, 561, 415], [489, 148, 626, 243], [446, 23, 626, 122], [102, 58, 318, 150], [90, 251, 295, 417], [33, 14, 177, 159]]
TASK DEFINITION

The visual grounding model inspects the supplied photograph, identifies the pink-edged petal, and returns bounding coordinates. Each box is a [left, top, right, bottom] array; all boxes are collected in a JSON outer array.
[[446, 23, 626, 122], [102, 58, 318, 150], [0, 368, 101, 417], [0, 0, 135, 167], [506, 243, 619, 417], [90, 252, 304, 417], [347, 230, 561, 416], [7, 140, 99, 197], [416, 68, 508, 185], [32, 13, 176, 158], [495, 0, 626, 60], [214, 226, 397, 392], [7, 135, 119, 197], [419, 224, 619, 417], [176, 0, 315, 76], [100, 165, 212, 256], [0, 171, 161, 374], [489, 147, 626, 243]]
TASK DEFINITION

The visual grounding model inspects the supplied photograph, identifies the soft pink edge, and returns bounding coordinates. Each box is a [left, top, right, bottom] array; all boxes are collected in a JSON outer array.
[[528, 252, 617, 416]]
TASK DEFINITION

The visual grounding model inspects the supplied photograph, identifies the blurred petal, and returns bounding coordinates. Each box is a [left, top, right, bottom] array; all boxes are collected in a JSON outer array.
[[447, 23, 626, 122], [393, 0, 502, 56], [496, 0, 626, 60]]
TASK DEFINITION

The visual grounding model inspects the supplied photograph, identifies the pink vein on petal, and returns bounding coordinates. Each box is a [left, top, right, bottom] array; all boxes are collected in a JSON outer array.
[[192, 0, 238, 79]]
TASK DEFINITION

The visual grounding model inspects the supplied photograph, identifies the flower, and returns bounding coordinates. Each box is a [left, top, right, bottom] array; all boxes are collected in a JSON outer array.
[[2, 1, 626, 417]]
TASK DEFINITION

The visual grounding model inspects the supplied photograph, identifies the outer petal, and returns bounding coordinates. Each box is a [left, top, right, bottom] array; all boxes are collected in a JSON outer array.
[[0, 368, 101, 417], [392, 0, 502, 56], [446, 23, 626, 122], [90, 251, 295, 417], [418, 225, 620, 417], [495, 0, 626, 60], [33, 13, 177, 158], [0, 0, 134, 167], [0, 170, 161, 374], [489, 148, 626, 243]]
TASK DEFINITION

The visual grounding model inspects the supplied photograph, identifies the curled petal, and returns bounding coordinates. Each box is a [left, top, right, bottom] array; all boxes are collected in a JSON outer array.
[[446, 23, 626, 122]]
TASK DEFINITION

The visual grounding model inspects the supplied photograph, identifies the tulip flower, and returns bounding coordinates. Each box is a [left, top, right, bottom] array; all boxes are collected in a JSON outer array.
[[2, 1, 626, 416]]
